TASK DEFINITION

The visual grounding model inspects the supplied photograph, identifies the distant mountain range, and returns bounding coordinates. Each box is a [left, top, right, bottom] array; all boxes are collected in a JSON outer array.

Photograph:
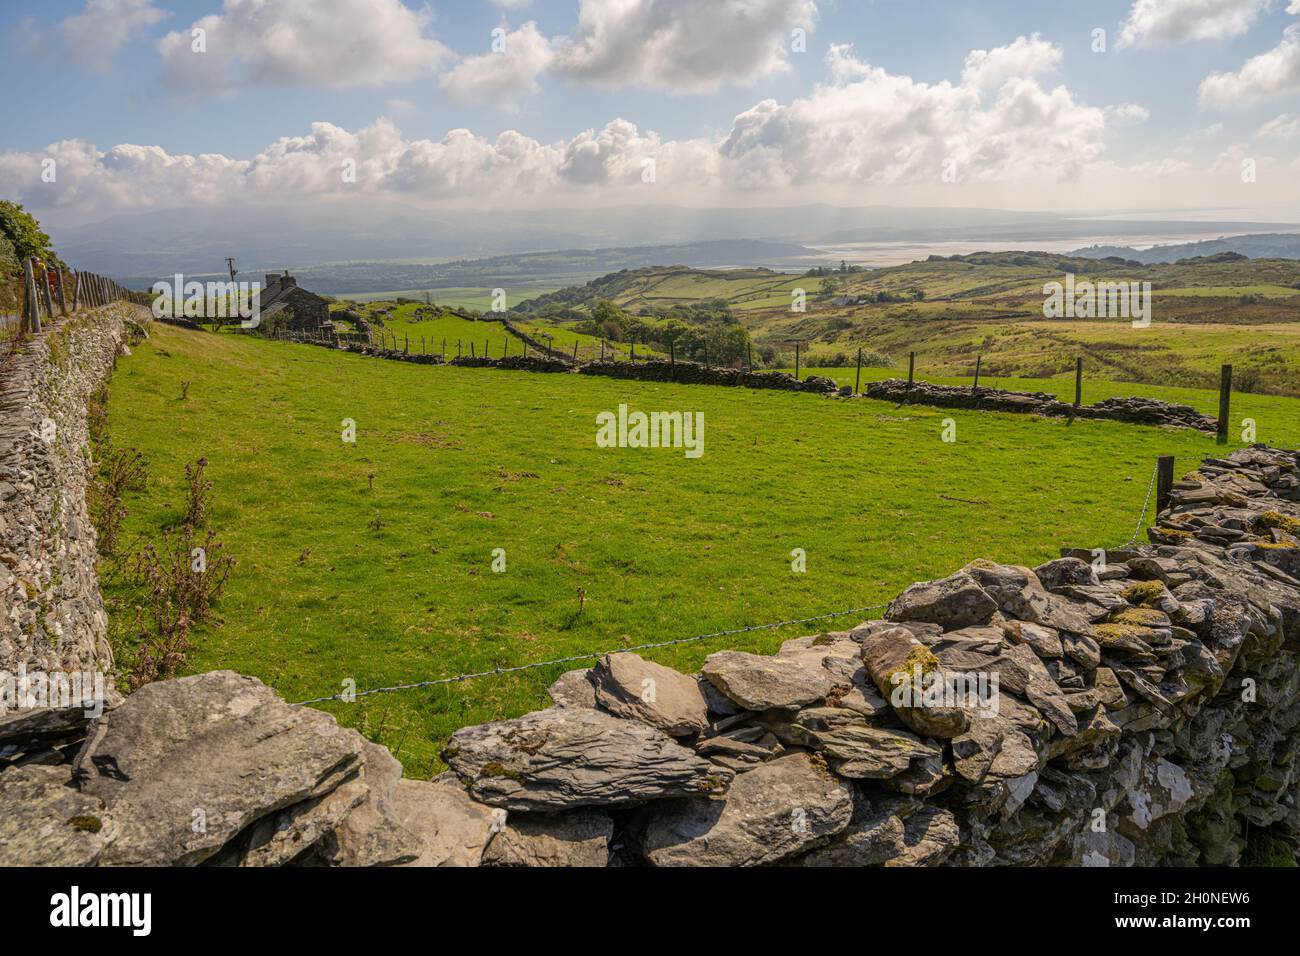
[[51, 200, 1299, 281], [116, 239, 820, 296], [1071, 232, 1300, 264]]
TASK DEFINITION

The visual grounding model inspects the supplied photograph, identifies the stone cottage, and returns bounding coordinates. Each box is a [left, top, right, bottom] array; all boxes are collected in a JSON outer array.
[[257, 271, 330, 333]]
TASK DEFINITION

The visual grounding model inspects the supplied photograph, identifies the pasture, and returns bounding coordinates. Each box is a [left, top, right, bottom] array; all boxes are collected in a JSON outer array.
[[97, 322, 1293, 776]]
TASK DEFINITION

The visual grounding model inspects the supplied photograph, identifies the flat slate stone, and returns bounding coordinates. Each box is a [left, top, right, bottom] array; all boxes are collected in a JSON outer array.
[[73, 670, 365, 866], [444, 707, 729, 811], [640, 753, 853, 866], [590, 652, 708, 736], [701, 650, 832, 710]]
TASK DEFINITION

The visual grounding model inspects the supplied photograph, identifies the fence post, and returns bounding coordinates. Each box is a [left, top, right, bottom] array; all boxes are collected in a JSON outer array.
[[794, 343, 800, 380], [1156, 455, 1175, 515], [39, 262, 56, 320], [470, 340, 476, 358], [631, 338, 635, 362], [907, 352, 915, 393], [404, 334, 409, 354], [1217, 364, 1232, 445], [442, 338, 446, 358], [71, 271, 81, 311], [746, 341, 752, 372], [1074, 357, 1083, 409], [854, 347, 862, 396], [56, 270, 68, 316], [973, 355, 982, 392], [457, 339, 462, 357], [22, 258, 41, 334], [670, 340, 675, 381], [704, 344, 709, 370]]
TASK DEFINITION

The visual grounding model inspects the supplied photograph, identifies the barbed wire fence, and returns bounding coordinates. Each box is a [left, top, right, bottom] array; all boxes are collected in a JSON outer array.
[[293, 454, 1169, 708]]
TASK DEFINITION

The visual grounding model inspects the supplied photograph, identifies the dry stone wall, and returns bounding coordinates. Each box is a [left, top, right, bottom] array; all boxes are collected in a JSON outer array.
[[0, 303, 147, 678], [1, 309, 1297, 866], [866, 379, 1219, 432]]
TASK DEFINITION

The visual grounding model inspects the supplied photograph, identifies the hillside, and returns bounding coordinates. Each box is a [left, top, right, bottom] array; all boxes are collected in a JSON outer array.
[[1073, 232, 1300, 263], [516, 252, 1300, 394], [513, 265, 824, 314]]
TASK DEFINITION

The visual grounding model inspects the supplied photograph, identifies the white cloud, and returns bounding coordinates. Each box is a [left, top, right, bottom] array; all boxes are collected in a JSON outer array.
[[961, 33, 1061, 91], [1258, 111, 1300, 137], [554, 0, 818, 93], [53, 0, 167, 71], [439, 22, 555, 110], [718, 40, 1107, 188], [0, 116, 716, 213], [2, 34, 1207, 214], [1199, 23, 1300, 105], [158, 0, 452, 93], [1117, 0, 1273, 48], [1106, 102, 1152, 125]]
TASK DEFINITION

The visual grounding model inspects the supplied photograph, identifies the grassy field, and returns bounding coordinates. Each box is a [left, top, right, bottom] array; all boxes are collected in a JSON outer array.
[[99, 322, 1297, 777], [342, 301, 649, 361]]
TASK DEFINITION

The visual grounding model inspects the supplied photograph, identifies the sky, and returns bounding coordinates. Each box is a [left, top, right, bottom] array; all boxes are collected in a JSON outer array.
[[2, 0, 1300, 226]]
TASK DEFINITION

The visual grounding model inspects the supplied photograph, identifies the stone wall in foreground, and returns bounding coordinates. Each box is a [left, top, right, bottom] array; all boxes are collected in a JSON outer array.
[[4, 434, 1297, 866]]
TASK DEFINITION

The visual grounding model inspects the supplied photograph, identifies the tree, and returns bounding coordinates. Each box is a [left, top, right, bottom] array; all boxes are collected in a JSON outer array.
[[0, 201, 54, 261]]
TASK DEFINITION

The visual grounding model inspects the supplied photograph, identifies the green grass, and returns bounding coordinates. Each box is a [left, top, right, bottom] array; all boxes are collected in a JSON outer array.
[[102, 323, 1296, 777], [788, 367, 1300, 446]]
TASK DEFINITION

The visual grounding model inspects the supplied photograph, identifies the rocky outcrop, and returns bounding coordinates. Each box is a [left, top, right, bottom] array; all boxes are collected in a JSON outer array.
[[865, 379, 1219, 432]]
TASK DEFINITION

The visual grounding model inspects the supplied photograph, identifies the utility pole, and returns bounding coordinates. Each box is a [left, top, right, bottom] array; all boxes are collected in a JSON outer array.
[[226, 258, 238, 284]]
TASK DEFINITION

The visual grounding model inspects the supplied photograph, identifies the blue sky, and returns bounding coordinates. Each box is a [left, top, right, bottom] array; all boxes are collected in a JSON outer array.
[[3, 0, 1299, 220]]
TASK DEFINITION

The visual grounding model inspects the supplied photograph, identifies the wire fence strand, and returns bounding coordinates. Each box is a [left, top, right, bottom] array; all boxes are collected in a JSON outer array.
[[293, 458, 1167, 707], [292, 602, 890, 706]]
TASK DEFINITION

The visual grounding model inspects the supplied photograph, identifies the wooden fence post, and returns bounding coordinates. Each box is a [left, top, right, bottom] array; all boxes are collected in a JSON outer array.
[[907, 352, 915, 392], [1074, 357, 1083, 409], [1156, 455, 1175, 515], [855, 347, 862, 395], [39, 262, 56, 320], [973, 355, 982, 392], [56, 270, 68, 316], [746, 341, 752, 372], [22, 258, 41, 334], [71, 271, 81, 311], [572, 341, 578, 361], [1217, 364, 1232, 445], [794, 343, 800, 380]]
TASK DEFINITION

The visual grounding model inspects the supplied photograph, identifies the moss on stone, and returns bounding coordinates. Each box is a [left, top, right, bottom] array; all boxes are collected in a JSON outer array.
[[1251, 511, 1300, 536], [1120, 580, 1166, 606], [67, 815, 103, 833], [883, 645, 940, 696], [1095, 622, 1155, 646], [480, 761, 523, 782], [1107, 607, 1167, 627]]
